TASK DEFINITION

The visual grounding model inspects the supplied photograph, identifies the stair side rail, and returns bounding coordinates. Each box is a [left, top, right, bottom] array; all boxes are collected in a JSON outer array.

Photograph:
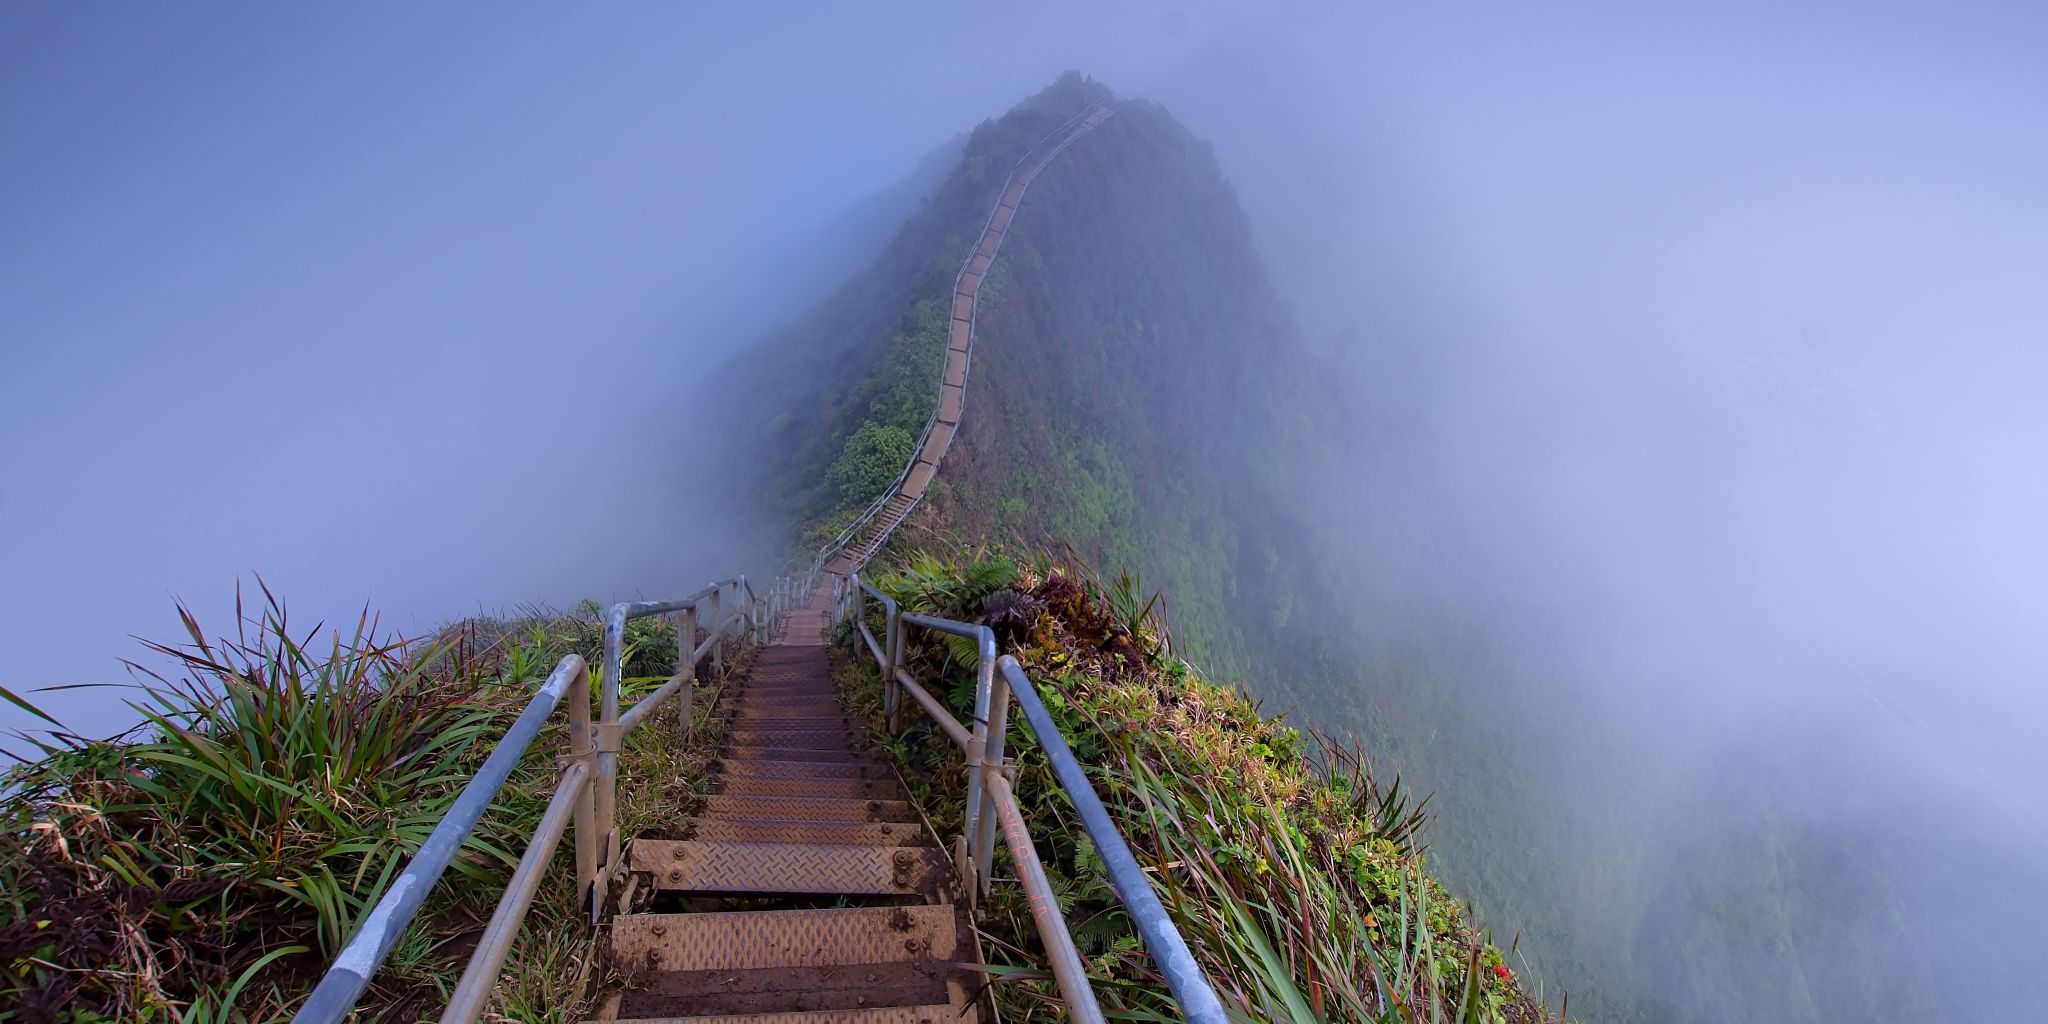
[[293, 576, 770, 1024], [842, 574, 1228, 1024]]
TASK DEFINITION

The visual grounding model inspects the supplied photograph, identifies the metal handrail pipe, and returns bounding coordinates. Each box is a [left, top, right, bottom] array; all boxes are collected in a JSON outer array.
[[599, 579, 743, 859], [618, 673, 688, 735], [984, 772, 1106, 1024], [893, 668, 973, 751], [898, 612, 989, 641], [439, 760, 590, 1024], [859, 620, 885, 668], [856, 580, 902, 726], [292, 655, 591, 1024], [996, 656, 1228, 1024]]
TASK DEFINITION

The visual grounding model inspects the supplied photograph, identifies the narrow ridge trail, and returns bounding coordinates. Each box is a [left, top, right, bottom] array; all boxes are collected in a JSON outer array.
[[591, 105, 1114, 1024], [827, 104, 1116, 576]]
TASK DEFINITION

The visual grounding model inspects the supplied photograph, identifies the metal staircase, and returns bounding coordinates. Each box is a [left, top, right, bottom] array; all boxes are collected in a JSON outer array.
[[593, 592, 978, 1022]]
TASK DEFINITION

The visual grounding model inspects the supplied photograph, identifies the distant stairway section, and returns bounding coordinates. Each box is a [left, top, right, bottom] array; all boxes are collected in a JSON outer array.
[[821, 103, 1117, 578]]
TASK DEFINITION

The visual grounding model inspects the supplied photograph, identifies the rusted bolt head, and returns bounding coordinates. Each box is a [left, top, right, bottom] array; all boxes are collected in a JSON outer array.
[[892, 850, 914, 868], [668, 868, 683, 881], [672, 846, 688, 859], [651, 923, 666, 936], [879, 824, 893, 835], [644, 949, 660, 964], [867, 800, 881, 812], [904, 939, 921, 953], [892, 870, 911, 887]]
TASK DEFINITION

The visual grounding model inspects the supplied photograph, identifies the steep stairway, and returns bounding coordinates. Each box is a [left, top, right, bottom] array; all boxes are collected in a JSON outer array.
[[824, 103, 1116, 578], [591, 592, 978, 1023]]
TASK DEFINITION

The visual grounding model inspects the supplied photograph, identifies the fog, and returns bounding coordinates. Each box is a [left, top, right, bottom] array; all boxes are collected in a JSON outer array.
[[0, 3, 1210, 735], [1150, 5, 2048, 1021], [5, 3, 2044, 1020]]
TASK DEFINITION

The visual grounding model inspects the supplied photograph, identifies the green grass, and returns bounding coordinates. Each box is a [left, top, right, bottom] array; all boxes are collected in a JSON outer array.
[[0, 584, 737, 1023], [849, 547, 1564, 1023]]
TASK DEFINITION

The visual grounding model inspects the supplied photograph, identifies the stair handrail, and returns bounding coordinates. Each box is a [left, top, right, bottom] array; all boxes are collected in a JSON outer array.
[[804, 102, 1112, 584], [291, 575, 787, 1024], [841, 574, 1229, 1024]]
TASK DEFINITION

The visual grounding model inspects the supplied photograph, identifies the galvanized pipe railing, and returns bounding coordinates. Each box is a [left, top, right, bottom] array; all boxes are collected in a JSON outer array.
[[294, 574, 794, 1024], [293, 655, 596, 1024], [840, 574, 1228, 1024]]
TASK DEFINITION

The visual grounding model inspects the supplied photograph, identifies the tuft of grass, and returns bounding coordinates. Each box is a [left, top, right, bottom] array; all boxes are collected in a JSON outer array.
[[0, 584, 739, 1023]]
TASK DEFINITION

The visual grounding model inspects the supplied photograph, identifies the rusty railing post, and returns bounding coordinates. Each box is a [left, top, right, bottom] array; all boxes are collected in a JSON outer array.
[[973, 627, 1007, 891], [677, 606, 698, 742], [566, 661, 597, 918], [708, 586, 724, 676]]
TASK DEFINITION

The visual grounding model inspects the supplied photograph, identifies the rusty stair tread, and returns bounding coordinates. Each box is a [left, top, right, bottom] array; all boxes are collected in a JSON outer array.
[[722, 746, 877, 763], [610, 963, 960, 1019], [716, 775, 902, 800], [716, 758, 886, 780], [610, 905, 960, 972], [697, 794, 916, 821], [729, 728, 861, 748], [674, 817, 927, 845], [634, 840, 948, 896], [598, 1008, 958, 1024]]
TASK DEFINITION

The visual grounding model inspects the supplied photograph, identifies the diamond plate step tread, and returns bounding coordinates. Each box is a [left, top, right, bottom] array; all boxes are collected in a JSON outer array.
[[715, 775, 902, 800], [722, 746, 874, 763], [697, 794, 916, 822], [729, 728, 860, 748], [729, 710, 858, 726], [675, 817, 926, 846], [724, 694, 842, 709], [716, 758, 885, 780], [635, 841, 947, 896], [610, 963, 959, 1019], [736, 687, 839, 700], [597, 1008, 957, 1024], [609, 905, 960, 973], [601, 1009, 960, 1024]]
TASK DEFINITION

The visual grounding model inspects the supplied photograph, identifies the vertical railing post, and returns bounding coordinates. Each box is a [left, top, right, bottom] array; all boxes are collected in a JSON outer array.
[[598, 606, 626, 895], [973, 628, 1007, 891], [883, 603, 902, 732], [708, 586, 724, 676], [566, 661, 597, 919], [677, 606, 697, 742], [961, 636, 995, 895]]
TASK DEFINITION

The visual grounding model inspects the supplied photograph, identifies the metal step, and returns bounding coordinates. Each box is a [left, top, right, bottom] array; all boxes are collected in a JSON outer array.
[[601, 1006, 957, 1024], [729, 727, 860, 749], [674, 817, 922, 846], [715, 775, 901, 800], [721, 746, 874, 764], [608, 964, 957, 1019], [716, 758, 885, 780], [696, 794, 915, 822], [632, 841, 947, 897], [610, 905, 958, 973]]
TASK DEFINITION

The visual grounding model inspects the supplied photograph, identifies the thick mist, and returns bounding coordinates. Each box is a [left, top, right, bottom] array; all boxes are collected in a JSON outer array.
[[0, 3, 1214, 737], [1153, 5, 2048, 1021]]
